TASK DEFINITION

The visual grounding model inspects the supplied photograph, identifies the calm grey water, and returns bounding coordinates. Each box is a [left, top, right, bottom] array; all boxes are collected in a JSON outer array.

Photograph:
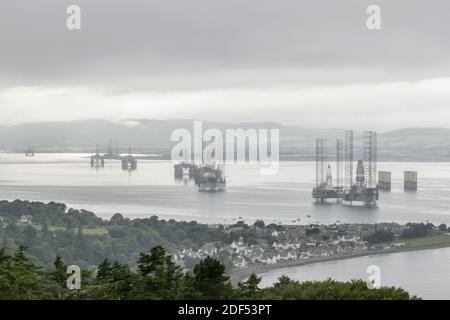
[[0, 153, 449, 225], [1, 153, 450, 298], [259, 247, 450, 300]]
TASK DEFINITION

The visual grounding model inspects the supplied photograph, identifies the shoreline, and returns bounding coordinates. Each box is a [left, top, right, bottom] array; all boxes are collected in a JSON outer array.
[[2, 152, 450, 163], [230, 242, 450, 284]]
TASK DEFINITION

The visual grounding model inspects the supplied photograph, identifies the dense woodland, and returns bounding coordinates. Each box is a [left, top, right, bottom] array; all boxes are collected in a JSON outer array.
[[363, 222, 447, 244], [0, 199, 425, 300], [0, 200, 280, 269], [0, 245, 418, 300]]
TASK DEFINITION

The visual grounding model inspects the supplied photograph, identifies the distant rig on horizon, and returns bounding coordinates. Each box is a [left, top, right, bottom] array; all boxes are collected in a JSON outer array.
[[312, 130, 418, 207], [312, 130, 379, 207]]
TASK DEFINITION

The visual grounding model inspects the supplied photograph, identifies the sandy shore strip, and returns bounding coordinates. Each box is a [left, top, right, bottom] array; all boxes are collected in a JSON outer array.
[[230, 242, 450, 285]]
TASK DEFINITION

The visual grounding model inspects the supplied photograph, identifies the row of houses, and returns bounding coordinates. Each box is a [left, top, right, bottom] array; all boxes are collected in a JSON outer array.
[[173, 222, 408, 270], [0, 215, 33, 224], [173, 232, 370, 270]]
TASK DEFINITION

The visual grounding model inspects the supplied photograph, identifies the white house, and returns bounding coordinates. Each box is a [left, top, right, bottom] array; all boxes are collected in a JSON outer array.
[[19, 215, 33, 224]]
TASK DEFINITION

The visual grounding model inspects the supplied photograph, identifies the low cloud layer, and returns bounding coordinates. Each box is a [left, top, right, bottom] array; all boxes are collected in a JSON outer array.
[[1, 0, 450, 128]]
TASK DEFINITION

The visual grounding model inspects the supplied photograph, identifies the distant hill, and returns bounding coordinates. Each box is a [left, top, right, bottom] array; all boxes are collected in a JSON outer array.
[[378, 128, 450, 161], [0, 120, 449, 161]]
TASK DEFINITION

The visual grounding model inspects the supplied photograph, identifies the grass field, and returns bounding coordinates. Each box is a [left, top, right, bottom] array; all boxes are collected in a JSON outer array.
[[31, 224, 108, 235], [395, 234, 450, 248]]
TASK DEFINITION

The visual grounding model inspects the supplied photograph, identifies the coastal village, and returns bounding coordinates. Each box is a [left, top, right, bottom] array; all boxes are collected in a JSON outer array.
[[173, 222, 410, 270], [7, 210, 443, 274]]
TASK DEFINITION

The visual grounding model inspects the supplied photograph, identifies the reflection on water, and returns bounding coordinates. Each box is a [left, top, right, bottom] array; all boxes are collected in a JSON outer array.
[[0, 153, 450, 225], [259, 247, 450, 300], [2, 153, 450, 298]]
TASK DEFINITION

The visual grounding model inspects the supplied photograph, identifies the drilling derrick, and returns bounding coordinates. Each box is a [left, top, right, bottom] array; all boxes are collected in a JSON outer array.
[[336, 139, 343, 188], [90, 145, 105, 168], [344, 130, 354, 190], [316, 139, 327, 187], [341, 130, 379, 207], [356, 160, 365, 188], [363, 130, 377, 189], [362, 130, 378, 206], [312, 139, 341, 203], [326, 164, 332, 187]]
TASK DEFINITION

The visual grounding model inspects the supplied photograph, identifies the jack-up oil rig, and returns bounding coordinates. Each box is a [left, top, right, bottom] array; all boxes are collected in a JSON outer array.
[[90, 145, 105, 168], [25, 146, 35, 157], [121, 147, 137, 171], [89, 143, 137, 171], [174, 162, 197, 180], [312, 130, 379, 207], [173, 135, 226, 191], [195, 163, 226, 192], [174, 161, 226, 191]]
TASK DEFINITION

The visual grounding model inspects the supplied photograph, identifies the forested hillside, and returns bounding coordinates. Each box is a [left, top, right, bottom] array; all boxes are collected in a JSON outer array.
[[0, 200, 274, 269], [0, 245, 418, 300]]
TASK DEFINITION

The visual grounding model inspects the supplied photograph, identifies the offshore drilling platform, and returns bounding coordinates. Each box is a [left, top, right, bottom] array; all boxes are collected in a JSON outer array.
[[312, 130, 379, 207], [174, 162, 226, 192]]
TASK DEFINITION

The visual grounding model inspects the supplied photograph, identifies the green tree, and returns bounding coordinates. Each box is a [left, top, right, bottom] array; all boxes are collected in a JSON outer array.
[[0, 246, 58, 299], [259, 277, 418, 300], [50, 255, 68, 288], [193, 257, 232, 299], [237, 273, 262, 298], [253, 220, 265, 229], [96, 259, 113, 282], [365, 230, 395, 244], [86, 260, 133, 300], [134, 246, 184, 299]]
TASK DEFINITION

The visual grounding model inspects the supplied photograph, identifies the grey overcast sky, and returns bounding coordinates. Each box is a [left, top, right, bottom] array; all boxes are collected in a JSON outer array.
[[1, 0, 450, 129]]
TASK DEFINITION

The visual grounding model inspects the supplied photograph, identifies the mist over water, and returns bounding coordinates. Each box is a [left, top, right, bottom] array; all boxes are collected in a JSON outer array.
[[0, 153, 450, 225], [259, 247, 450, 300], [2, 153, 450, 299]]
